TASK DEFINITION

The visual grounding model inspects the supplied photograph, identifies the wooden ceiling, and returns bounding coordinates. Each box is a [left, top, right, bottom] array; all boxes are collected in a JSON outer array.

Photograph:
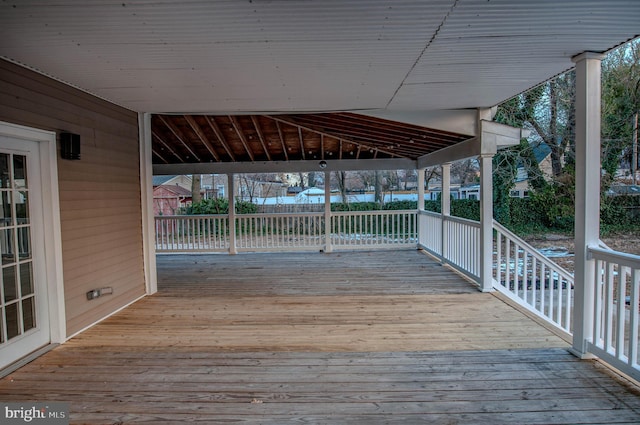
[[151, 112, 470, 165]]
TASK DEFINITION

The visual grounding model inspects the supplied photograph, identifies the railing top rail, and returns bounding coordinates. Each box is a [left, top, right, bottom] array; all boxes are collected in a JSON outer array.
[[493, 220, 574, 282], [418, 210, 439, 217], [418, 210, 480, 227], [331, 209, 416, 216], [444, 214, 481, 228], [155, 214, 228, 219], [155, 212, 326, 219], [588, 245, 640, 269], [236, 211, 324, 218]]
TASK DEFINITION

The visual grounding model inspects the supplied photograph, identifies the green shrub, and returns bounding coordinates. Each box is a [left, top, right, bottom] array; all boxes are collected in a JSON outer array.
[[383, 200, 417, 210], [331, 202, 379, 212], [184, 198, 257, 214], [451, 199, 480, 221]]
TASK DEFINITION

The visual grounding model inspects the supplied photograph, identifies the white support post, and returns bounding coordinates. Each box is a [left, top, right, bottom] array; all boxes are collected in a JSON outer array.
[[441, 163, 451, 262], [479, 154, 494, 292], [324, 171, 332, 253], [417, 168, 425, 211], [138, 113, 158, 295], [227, 173, 237, 254], [572, 52, 605, 357]]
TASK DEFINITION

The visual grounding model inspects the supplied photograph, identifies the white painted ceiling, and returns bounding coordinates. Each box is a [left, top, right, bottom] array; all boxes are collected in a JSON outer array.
[[1, 0, 638, 115]]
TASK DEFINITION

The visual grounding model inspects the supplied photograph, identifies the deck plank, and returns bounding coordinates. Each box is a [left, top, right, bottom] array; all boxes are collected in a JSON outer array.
[[1, 250, 639, 424]]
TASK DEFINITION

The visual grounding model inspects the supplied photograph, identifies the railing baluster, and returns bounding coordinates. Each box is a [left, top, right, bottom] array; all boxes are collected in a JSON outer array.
[[630, 268, 639, 367], [604, 262, 615, 353], [616, 265, 628, 361], [531, 257, 537, 308]]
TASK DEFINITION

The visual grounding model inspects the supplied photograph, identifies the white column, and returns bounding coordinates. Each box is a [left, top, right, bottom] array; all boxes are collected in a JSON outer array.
[[324, 171, 332, 253], [417, 168, 425, 211], [138, 113, 158, 295], [227, 173, 237, 254], [572, 52, 605, 357], [441, 164, 451, 216], [441, 163, 451, 262], [479, 154, 494, 292]]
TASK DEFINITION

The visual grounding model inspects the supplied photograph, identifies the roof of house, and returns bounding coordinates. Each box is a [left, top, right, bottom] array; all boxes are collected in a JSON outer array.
[[153, 175, 177, 187], [531, 142, 553, 164], [153, 184, 192, 197]]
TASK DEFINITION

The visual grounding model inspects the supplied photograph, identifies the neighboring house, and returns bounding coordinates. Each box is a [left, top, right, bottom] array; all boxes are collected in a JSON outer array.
[[152, 174, 287, 205], [511, 142, 554, 198], [153, 184, 192, 216]]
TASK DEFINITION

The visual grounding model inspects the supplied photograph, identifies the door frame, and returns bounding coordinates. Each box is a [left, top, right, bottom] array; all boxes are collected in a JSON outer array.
[[0, 121, 65, 347]]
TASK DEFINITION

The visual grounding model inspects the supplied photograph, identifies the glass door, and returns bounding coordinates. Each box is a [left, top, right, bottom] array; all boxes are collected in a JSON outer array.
[[0, 138, 49, 370]]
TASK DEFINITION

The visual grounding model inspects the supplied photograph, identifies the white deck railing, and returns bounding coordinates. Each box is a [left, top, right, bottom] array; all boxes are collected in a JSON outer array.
[[587, 246, 640, 381], [155, 210, 417, 253], [155, 215, 230, 252], [418, 210, 441, 256], [331, 210, 417, 249], [235, 212, 325, 252], [493, 221, 574, 334], [417, 211, 479, 280]]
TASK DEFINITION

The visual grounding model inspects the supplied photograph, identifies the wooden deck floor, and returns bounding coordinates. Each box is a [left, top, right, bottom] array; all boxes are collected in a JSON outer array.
[[1, 250, 639, 424]]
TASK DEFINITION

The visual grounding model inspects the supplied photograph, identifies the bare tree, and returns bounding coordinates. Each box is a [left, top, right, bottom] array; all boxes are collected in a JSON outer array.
[[334, 171, 348, 203], [191, 174, 202, 204]]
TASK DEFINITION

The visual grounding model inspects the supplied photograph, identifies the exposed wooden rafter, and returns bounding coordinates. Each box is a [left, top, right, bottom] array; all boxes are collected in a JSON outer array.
[[274, 120, 289, 161], [250, 115, 271, 161], [204, 116, 236, 162], [267, 115, 403, 160], [184, 115, 220, 162], [152, 148, 169, 164], [151, 112, 472, 167], [228, 116, 254, 161], [298, 127, 305, 160], [152, 130, 184, 162], [157, 115, 201, 161]]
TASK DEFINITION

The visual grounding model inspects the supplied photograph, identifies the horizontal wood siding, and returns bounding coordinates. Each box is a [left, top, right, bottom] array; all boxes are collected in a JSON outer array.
[[0, 59, 146, 337]]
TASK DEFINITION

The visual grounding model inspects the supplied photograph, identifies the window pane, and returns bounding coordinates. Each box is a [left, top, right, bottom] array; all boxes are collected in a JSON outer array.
[[5, 302, 19, 340], [0, 154, 9, 189], [0, 309, 4, 343], [1, 229, 15, 264], [0, 191, 12, 227], [16, 192, 29, 225], [20, 262, 33, 296], [22, 297, 35, 332], [17, 227, 31, 260], [13, 155, 27, 189], [3, 266, 17, 302]]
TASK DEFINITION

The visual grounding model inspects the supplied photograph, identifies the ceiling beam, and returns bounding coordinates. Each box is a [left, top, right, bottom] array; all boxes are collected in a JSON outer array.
[[228, 116, 255, 161], [157, 115, 201, 162], [250, 116, 272, 161], [204, 116, 236, 161], [184, 115, 220, 162], [417, 137, 479, 168], [416, 121, 524, 168], [154, 158, 417, 175]]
